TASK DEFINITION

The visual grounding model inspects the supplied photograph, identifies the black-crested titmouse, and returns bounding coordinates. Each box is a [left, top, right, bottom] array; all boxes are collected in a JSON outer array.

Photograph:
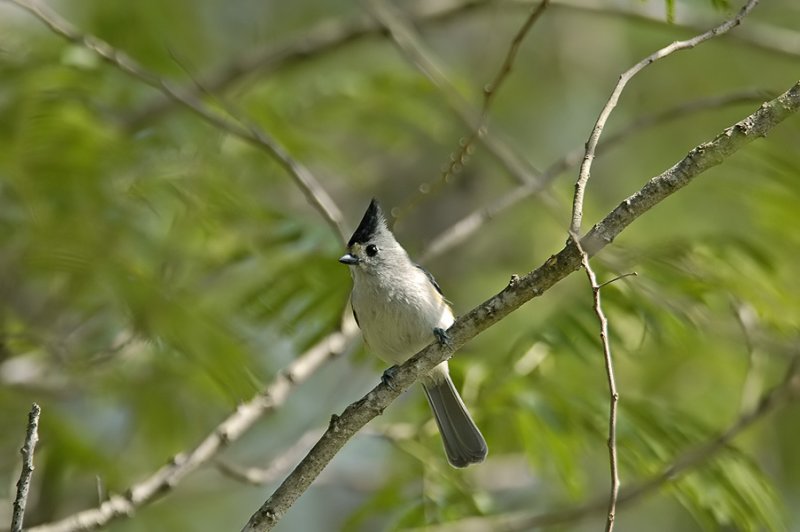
[[339, 199, 487, 468]]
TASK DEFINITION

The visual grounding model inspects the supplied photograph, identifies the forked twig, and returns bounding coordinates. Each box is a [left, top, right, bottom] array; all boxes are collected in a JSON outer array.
[[572, 235, 620, 531], [569, 0, 762, 235]]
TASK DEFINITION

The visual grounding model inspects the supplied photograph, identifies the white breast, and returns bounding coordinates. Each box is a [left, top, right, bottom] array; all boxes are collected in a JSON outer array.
[[351, 267, 454, 365]]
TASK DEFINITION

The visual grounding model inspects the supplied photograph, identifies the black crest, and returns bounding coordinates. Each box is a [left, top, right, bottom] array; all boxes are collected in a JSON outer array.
[[347, 198, 384, 247]]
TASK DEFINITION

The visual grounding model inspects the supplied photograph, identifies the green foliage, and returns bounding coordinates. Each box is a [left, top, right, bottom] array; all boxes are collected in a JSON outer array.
[[1, 1, 799, 531]]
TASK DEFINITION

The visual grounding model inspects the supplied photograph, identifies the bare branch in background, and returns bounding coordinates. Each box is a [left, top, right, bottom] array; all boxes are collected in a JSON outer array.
[[215, 430, 324, 486], [572, 236, 621, 532], [122, 0, 800, 131], [27, 318, 359, 532], [365, 0, 547, 222], [242, 82, 800, 532], [550, 0, 800, 60], [11, 403, 41, 532], [732, 301, 764, 413], [122, 0, 493, 129], [4, 0, 348, 244], [569, 0, 761, 235], [419, 88, 770, 263]]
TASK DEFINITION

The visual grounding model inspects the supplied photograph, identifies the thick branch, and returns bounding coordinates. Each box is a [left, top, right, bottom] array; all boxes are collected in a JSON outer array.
[[242, 81, 800, 532]]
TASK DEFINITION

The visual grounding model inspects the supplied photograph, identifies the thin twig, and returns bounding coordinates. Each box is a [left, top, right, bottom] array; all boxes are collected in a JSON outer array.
[[549, 0, 800, 60], [242, 82, 800, 532], [11, 403, 41, 532], [215, 430, 323, 486], [572, 235, 620, 532], [597, 271, 638, 289], [366, 0, 548, 223], [4, 0, 348, 244], [569, 0, 761, 236], [419, 88, 770, 263], [27, 317, 359, 532], [412, 354, 800, 532], [732, 300, 763, 413], [216, 425, 417, 486]]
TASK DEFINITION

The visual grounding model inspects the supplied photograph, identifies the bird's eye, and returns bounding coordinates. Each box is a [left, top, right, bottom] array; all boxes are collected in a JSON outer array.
[[365, 244, 379, 257]]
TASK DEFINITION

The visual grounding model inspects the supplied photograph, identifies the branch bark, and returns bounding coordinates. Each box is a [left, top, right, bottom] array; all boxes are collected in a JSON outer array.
[[11, 403, 41, 532], [242, 81, 800, 532]]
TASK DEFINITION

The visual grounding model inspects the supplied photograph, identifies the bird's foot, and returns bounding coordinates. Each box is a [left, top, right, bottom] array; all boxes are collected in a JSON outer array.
[[433, 327, 452, 348], [381, 365, 400, 389]]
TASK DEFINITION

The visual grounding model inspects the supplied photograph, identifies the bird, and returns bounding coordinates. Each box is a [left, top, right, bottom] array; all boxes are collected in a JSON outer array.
[[338, 198, 487, 467]]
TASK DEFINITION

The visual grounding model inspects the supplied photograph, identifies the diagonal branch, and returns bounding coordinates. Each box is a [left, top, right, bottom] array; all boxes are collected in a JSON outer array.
[[4, 0, 348, 244], [242, 81, 800, 532], [419, 88, 771, 263], [11, 403, 41, 532], [569, 0, 761, 235], [27, 318, 359, 532]]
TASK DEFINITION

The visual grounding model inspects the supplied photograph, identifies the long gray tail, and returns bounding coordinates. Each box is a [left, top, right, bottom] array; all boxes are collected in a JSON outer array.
[[422, 374, 488, 468]]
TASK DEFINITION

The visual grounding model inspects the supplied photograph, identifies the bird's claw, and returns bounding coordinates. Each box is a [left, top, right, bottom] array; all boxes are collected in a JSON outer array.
[[433, 327, 452, 348], [381, 365, 400, 389]]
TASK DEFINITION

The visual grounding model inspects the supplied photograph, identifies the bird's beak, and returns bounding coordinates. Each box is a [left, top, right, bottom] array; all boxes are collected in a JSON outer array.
[[338, 253, 360, 265]]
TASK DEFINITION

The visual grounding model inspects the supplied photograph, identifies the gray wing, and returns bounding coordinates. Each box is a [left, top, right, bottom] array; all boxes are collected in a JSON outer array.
[[415, 263, 443, 296]]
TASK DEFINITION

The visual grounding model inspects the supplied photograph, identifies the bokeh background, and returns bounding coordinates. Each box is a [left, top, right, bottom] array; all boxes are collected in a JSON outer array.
[[1, 0, 799, 530]]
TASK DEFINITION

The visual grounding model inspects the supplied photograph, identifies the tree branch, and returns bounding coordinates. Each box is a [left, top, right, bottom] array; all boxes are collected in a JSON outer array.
[[27, 319, 359, 532], [215, 430, 324, 487], [419, 88, 770, 263], [11, 403, 41, 532], [4, 0, 348, 244], [550, 0, 800, 60], [569, 0, 761, 235], [242, 81, 800, 532], [572, 237, 620, 532]]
